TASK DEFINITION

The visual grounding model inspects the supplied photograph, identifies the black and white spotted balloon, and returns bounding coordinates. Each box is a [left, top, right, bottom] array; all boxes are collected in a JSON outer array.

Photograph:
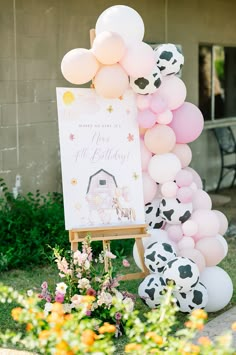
[[138, 274, 166, 308], [145, 198, 165, 229], [163, 257, 199, 293], [174, 281, 208, 313], [130, 65, 162, 95], [154, 43, 184, 76], [144, 241, 176, 273], [159, 198, 192, 225]]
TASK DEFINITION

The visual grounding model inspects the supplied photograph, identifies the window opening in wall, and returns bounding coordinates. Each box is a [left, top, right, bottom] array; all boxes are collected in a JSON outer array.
[[199, 45, 236, 121]]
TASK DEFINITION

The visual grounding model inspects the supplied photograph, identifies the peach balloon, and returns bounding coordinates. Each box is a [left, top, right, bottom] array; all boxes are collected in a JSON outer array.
[[161, 181, 178, 198], [191, 210, 220, 239], [144, 124, 176, 154], [192, 189, 212, 211], [213, 210, 228, 235], [171, 144, 192, 168], [142, 172, 157, 204], [139, 126, 148, 137], [178, 236, 195, 250], [155, 76, 187, 110], [156, 110, 173, 124], [94, 64, 129, 98], [179, 248, 206, 272], [140, 139, 152, 171], [196, 238, 225, 266], [92, 31, 126, 64], [182, 220, 198, 237], [61, 48, 99, 85]]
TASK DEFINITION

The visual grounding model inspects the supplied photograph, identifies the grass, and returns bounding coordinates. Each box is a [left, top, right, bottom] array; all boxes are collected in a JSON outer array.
[[0, 236, 236, 353]]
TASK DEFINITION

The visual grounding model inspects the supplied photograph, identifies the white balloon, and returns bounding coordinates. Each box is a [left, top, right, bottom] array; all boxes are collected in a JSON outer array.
[[174, 281, 208, 313], [148, 153, 181, 184], [200, 266, 233, 312], [138, 274, 166, 308], [133, 229, 170, 270], [95, 5, 145, 45]]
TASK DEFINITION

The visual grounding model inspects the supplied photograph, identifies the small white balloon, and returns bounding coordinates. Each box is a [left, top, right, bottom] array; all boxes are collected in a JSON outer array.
[[138, 274, 166, 308]]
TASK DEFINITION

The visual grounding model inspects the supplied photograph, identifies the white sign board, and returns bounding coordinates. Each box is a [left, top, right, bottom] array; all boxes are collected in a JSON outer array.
[[56, 88, 145, 230]]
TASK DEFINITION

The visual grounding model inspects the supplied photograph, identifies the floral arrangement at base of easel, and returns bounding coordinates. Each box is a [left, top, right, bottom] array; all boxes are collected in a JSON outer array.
[[37, 235, 134, 337]]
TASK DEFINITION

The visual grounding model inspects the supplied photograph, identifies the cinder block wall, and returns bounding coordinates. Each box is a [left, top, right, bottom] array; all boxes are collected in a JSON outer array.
[[1, 0, 236, 193]]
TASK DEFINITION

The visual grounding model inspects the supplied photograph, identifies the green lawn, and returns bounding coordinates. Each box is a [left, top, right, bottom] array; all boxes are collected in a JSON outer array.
[[0, 237, 236, 353]]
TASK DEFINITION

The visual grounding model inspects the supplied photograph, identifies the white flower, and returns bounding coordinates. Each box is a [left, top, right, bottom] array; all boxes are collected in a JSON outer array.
[[78, 278, 90, 290], [71, 294, 82, 306], [84, 260, 90, 270], [27, 290, 33, 297], [56, 282, 68, 295], [63, 303, 73, 313], [44, 302, 52, 316], [123, 297, 134, 312], [97, 291, 113, 307], [114, 290, 123, 300]]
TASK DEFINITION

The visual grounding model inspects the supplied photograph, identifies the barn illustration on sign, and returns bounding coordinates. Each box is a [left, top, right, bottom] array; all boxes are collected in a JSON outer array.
[[86, 169, 136, 224]]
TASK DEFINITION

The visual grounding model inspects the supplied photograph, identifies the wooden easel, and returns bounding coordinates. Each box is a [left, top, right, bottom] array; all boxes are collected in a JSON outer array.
[[69, 224, 150, 280]]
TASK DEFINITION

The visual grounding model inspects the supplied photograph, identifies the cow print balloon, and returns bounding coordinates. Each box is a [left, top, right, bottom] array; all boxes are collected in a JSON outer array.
[[159, 198, 192, 225], [144, 241, 176, 273], [174, 281, 208, 313], [130, 65, 162, 95], [163, 257, 199, 293], [154, 43, 184, 76], [138, 274, 166, 308], [145, 198, 165, 229]]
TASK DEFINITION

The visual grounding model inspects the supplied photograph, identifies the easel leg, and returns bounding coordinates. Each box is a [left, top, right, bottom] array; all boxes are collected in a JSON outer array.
[[103, 240, 111, 272], [69, 231, 78, 252], [135, 237, 149, 275]]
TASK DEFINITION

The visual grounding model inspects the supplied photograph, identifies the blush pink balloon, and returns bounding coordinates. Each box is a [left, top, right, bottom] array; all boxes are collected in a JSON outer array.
[[185, 167, 203, 189], [213, 210, 228, 235], [178, 236, 195, 250], [137, 109, 156, 128], [61, 48, 100, 85], [215, 234, 228, 257], [148, 153, 182, 184], [179, 248, 206, 272], [171, 144, 192, 168], [142, 172, 158, 204], [120, 42, 155, 77], [169, 102, 204, 143], [156, 110, 173, 124], [155, 76, 187, 110], [150, 94, 168, 114], [196, 238, 225, 266], [161, 181, 178, 198], [140, 139, 152, 171], [192, 189, 212, 211], [191, 210, 220, 240], [175, 170, 193, 187], [144, 124, 176, 154], [182, 220, 198, 237], [136, 95, 151, 111], [92, 31, 125, 64], [94, 64, 129, 98], [165, 224, 183, 242], [176, 187, 193, 203]]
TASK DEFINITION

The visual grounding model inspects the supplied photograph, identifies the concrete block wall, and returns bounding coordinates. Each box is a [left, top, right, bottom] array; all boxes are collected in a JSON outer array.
[[0, 0, 236, 194]]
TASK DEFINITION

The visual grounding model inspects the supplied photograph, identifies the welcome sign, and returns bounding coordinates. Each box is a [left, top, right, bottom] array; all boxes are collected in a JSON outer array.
[[56, 88, 145, 230]]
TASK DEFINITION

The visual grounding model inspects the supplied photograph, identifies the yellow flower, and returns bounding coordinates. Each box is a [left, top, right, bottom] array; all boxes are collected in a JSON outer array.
[[63, 91, 75, 105], [55, 340, 73, 355], [191, 309, 208, 320], [81, 329, 97, 346], [98, 322, 116, 334], [146, 332, 163, 345], [11, 307, 22, 321], [39, 329, 51, 340], [180, 343, 200, 355], [125, 343, 142, 352]]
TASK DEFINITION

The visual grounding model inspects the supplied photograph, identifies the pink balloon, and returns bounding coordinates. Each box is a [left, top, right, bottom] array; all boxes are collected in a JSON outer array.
[[178, 236, 195, 250], [165, 224, 183, 242], [175, 170, 193, 187], [213, 210, 228, 235], [171, 144, 192, 168], [196, 238, 225, 266], [92, 31, 125, 64], [185, 167, 203, 189], [215, 234, 228, 257], [120, 42, 155, 77], [137, 109, 156, 129], [94, 64, 129, 98], [148, 153, 181, 184], [169, 102, 204, 143], [161, 181, 178, 198], [156, 110, 173, 124], [191, 210, 220, 240], [176, 187, 193, 203], [182, 220, 198, 237], [61, 48, 99, 85], [140, 139, 152, 171], [144, 124, 176, 154], [142, 172, 158, 204], [155, 76, 187, 110], [150, 94, 168, 114], [179, 248, 206, 272], [136, 95, 150, 111], [139, 126, 148, 138], [192, 189, 212, 210]]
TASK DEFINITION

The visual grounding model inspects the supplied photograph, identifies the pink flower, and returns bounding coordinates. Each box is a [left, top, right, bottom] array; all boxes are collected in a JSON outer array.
[[86, 288, 96, 297], [41, 281, 48, 289], [86, 310, 92, 316], [115, 312, 122, 320], [105, 251, 116, 259], [55, 292, 65, 303], [122, 259, 130, 267]]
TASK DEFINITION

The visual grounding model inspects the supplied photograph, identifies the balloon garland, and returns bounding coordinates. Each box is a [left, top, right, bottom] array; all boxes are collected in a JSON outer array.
[[60, 5, 233, 313]]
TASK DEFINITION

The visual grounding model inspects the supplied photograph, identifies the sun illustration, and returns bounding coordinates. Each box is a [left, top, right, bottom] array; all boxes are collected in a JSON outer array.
[[71, 178, 78, 185], [63, 91, 75, 105]]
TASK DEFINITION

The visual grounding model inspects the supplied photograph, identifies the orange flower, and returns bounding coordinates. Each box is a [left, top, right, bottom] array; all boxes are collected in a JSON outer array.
[[11, 307, 22, 321], [231, 322, 236, 331], [184, 320, 204, 331], [26, 323, 33, 331], [81, 329, 97, 346], [146, 332, 163, 345], [191, 309, 208, 320], [55, 340, 73, 355], [180, 343, 200, 355], [39, 329, 51, 340], [98, 322, 116, 334], [51, 302, 64, 315], [198, 336, 212, 346], [125, 343, 142, 352], [80, 295, 96, 304]]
